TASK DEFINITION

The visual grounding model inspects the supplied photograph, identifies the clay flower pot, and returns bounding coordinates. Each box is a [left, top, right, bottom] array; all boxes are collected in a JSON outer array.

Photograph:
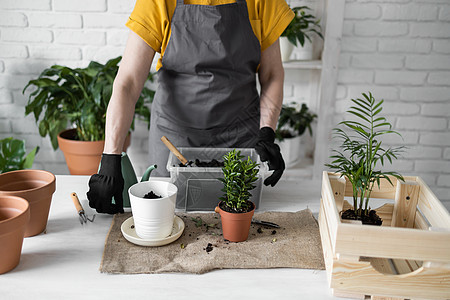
[[57, 128, 131, 175], [0, 195, 30, 274], [215, 201, 255, 242], [0, 170, 56, 237]]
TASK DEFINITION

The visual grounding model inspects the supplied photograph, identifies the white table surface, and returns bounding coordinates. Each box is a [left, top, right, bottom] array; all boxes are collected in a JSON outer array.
[[0, 175, 348, 300]]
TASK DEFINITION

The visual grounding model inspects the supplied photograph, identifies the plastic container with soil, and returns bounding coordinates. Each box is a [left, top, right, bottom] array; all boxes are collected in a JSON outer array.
[[166, 147, 267, 211]]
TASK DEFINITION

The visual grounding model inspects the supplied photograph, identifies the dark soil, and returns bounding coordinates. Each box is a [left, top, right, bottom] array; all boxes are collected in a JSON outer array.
[[341, 209, 383, 226], [59, 129, 80, 140], [204, 243, 213, 253], [219, 200, 254, 214], [178, 159, 224, 168], [143, 191, 162, 199]]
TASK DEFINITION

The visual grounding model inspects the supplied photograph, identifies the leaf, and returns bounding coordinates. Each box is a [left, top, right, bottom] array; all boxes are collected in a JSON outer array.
[[0, 138, 38, 173], [22, 146, 39, 169], [191, 217, 203, 228]]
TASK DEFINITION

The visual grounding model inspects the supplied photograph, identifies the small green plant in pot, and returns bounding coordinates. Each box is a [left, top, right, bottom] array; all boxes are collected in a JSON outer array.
[[215, 149, 259, 242], [0, 137, 39, 174], [275, 103, 317, 167], [280, 6, 323, 61], [276, 103, 317, 141], [326, 92, 404, 225]]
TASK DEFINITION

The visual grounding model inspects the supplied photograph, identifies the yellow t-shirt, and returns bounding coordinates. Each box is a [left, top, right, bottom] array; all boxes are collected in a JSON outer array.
[[126, 0, 294, 70]]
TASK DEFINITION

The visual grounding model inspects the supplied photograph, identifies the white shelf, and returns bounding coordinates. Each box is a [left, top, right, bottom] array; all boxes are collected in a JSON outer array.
[[281, 0, 345, 180], [282, 60, 322, 70]]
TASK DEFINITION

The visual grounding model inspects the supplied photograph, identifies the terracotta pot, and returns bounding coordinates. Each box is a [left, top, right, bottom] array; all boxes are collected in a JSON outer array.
[[215, 201, 255, 242], [0, 195, 30, 274], [0, 170, 56, 237], [57, 128, 131, 175]]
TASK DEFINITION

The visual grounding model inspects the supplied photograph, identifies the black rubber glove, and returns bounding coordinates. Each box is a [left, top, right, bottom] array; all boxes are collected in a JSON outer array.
[[87, 153, 124, 214], [255, 127, 285, 187]]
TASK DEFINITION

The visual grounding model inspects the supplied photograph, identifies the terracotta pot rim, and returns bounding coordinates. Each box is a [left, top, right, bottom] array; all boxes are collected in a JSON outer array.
[[57, 128, 131, 142], [0, 169, 56, 194], [57, 128, 131, 150], [0, 196, 30, 233], [216, 201, 256, 216], [57, 128, 105, 146]]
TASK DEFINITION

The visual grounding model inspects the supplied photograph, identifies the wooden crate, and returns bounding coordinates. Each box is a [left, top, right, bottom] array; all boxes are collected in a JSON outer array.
[[319, 171, 450, 300]]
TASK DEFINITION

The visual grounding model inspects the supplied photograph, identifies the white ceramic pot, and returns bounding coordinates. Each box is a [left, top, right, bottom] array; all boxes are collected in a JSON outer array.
[[129, 180, 177, 239], [278, 135, 303, 168], [279, 37, 294, 62], [294, 40, 314, 61]]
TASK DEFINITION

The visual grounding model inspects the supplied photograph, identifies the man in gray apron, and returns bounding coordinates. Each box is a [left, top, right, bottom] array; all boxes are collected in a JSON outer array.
[[87, 0, 286, 214]]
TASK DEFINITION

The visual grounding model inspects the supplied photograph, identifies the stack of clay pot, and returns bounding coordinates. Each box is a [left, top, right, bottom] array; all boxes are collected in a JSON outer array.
[[0, 170, 55, 274]]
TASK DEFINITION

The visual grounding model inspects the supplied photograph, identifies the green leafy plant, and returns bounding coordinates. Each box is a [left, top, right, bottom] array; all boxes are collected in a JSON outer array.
[[276, 103, 317, 141], [23, 56, 155, 150], [282, 6, 324, 47], [325, 92, 405, 220], [219, 149, 259, 213], [0, 137, 39, 174]]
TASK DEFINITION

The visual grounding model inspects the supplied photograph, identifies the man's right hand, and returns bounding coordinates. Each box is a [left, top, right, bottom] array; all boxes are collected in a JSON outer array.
[[87, 153, 124, 214]]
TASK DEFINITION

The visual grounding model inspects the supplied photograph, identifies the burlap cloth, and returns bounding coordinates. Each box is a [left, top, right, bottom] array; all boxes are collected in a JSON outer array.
[[100, 209, 324, 274]]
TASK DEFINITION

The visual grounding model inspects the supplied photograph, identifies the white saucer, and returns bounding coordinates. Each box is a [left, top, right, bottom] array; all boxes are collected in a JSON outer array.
[[121, 215, 185, 247]]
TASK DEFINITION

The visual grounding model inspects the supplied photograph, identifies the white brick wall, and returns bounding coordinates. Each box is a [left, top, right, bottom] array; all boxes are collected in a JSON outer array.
[[337, 0, 450, 207], [0, 0, 449, 208], [0, 0, 136, 174]]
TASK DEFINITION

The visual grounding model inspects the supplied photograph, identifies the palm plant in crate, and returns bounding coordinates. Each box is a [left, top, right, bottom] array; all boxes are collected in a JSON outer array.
[[326, 92, 404, 225]]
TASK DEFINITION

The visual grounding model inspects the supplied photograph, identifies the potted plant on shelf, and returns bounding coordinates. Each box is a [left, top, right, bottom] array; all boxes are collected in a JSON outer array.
[[319, 92, 450, 299], [215, 149, 259, 242], [280, 6, 323, 61], [23, 56, 155, 175], [275, 102, 317, 168]]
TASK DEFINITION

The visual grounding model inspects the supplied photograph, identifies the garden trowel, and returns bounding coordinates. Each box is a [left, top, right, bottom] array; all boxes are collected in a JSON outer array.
[[161, 136, 195, 167]]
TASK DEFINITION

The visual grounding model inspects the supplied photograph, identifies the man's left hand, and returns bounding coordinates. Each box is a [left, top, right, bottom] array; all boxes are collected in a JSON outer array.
[[255, 127, 285, 187]]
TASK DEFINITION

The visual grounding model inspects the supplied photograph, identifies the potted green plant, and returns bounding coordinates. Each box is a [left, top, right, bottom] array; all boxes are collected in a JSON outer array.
[[280, 6, 323, 61], [23, 56, 155, 175], [0, 137, 39, 174], [275, 103, 317, 167], [215, 149, 259, 242], [325, 92, 404, 225]]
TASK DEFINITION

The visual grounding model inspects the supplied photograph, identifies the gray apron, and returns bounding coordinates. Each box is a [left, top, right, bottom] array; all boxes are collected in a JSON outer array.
[[149, 0, 261, 176]]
